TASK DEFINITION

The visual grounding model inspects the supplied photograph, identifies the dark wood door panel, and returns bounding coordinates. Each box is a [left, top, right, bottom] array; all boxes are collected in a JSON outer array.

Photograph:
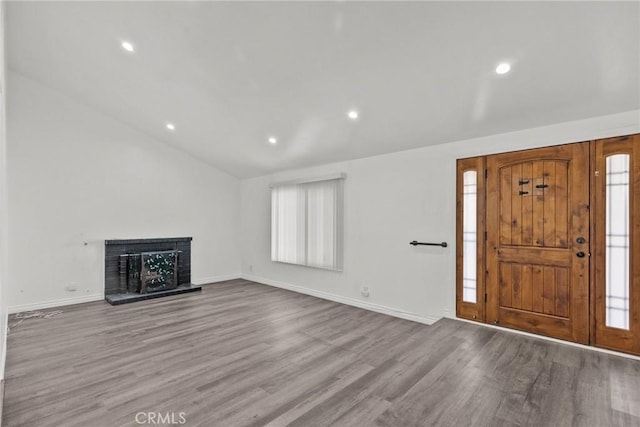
[[497, 307, 575, 341], [497, 247, 572, 267], [498, 262, 569, 317], [499, 160, 570, 248]]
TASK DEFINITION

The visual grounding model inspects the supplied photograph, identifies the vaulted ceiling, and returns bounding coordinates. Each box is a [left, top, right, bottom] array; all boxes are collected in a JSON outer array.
[[6, 1, 639, 178]]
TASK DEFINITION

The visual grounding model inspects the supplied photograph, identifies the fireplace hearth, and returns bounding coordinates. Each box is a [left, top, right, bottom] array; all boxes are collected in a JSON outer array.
[[104, 237, 201, 305]]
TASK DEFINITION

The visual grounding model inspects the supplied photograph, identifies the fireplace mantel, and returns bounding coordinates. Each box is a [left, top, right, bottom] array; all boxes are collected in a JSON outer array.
[[105, 237, 192, 246]]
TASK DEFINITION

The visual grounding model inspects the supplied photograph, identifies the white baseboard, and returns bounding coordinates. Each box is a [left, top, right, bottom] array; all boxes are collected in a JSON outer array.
[[192, 274, 241, 285], [241, 274, 440, 325], [0, 312, 6, 380], [8, 294, 104, 314], [7, 275, 242, 314]]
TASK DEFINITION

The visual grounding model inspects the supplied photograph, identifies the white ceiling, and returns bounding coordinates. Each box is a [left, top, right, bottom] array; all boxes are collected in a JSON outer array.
[[6, 1, 639, 178]]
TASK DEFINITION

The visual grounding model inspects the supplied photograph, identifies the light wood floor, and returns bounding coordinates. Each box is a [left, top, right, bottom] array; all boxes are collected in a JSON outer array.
[[3, 279, 640, 426]]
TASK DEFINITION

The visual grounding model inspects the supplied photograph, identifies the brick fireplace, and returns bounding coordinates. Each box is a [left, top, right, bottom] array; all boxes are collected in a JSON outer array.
[[104, 237, 201, 305]]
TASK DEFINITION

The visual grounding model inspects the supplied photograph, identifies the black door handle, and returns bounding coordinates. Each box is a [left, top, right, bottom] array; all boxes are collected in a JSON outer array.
[[576, 251, 586, 258]]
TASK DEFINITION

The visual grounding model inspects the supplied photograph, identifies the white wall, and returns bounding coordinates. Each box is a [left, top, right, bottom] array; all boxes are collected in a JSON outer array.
[[240, 110, 640, 324], [0, 0, 9, 381], [4, 66, 639, 326], [6, 72, 241, 312]]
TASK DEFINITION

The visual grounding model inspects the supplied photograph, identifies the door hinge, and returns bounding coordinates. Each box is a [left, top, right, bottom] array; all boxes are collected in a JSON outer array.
[[484, 231, 488, 241], [485, 293, 488, 303], [485, 169, 488, 179]]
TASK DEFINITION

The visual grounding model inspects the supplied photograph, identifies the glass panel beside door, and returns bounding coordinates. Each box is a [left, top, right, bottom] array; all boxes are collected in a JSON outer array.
[[594, 135, 640, 355]]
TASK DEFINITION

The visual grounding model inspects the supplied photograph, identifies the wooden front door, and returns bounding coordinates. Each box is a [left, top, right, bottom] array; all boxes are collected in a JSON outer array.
[[485, 143, 590, 343]]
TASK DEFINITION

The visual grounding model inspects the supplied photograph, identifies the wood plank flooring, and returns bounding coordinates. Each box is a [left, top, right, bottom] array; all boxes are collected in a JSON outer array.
[[3, 279, 640, 426]]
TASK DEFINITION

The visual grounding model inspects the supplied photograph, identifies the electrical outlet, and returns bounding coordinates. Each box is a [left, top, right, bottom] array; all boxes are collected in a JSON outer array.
[[360, 286, 370, 298], [65, 283, 78, 292]]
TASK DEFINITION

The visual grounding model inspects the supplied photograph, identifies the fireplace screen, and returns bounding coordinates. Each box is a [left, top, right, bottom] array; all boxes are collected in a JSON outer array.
[[120, 250, 179, 294], [140, 251, 178, 293]]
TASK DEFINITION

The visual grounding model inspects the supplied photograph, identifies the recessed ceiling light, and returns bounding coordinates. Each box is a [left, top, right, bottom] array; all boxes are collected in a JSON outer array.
[[268, 137, 277, 144], [166, 123, 175, 131], [348, 110, 359, 120], [496, 63, 511, 75], [121, 41, 135, 53]]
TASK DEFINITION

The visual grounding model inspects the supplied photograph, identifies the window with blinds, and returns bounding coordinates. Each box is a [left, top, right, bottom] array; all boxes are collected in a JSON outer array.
[[271, 176, 344, 270]]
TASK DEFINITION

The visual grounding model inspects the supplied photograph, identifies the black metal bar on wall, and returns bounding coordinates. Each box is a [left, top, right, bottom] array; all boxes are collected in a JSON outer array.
[[409, 240, 448, 248]]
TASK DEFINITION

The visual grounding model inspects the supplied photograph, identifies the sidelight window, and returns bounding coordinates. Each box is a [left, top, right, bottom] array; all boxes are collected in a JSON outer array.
[[462, 171, 477, 303], [456, 156, 484, 321], [605, 154, 630, 330]]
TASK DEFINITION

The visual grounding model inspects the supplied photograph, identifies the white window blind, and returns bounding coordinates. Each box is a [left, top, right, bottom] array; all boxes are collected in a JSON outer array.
[[271, 176, 344, 270]]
